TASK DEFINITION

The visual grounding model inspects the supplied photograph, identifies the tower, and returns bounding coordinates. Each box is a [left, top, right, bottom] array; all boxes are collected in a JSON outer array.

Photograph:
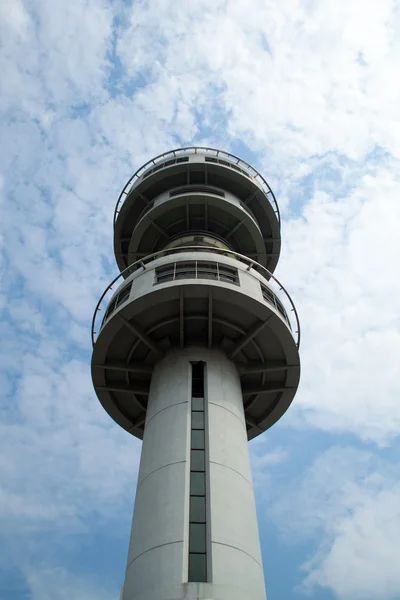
[[91, 147, 300, 600]]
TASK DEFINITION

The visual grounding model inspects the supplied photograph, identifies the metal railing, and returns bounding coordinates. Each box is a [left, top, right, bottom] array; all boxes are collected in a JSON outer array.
[[91, 247, 300, 349], [113, 147, 280, 227]]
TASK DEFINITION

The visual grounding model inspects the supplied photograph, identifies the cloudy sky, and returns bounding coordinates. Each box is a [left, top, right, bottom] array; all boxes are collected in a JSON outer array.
[[1, 0, 400, 598]]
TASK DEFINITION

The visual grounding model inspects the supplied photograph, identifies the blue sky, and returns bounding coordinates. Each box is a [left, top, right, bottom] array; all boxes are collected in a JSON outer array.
[[1, 0, 400, 598]]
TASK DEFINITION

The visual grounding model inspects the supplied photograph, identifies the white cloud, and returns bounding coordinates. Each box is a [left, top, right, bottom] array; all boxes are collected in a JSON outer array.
[[268, 446, 400, 599], [0, 0, 113, 117], [278, 158, 400, 443], [304, 487, 400, 600], [116, 0, 400, 170], [1, 0, 400, 597], [0, 352, 140, 528], [24, 566, 118, 600]]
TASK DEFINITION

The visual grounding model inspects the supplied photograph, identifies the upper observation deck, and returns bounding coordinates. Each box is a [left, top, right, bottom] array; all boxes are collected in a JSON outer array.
[[113, 147, 282, 276]]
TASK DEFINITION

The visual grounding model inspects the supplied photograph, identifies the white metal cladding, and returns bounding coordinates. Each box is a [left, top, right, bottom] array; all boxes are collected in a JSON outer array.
[[97, 251, 294, 335], [122, 349, 266, 600], [114, 147, 278, 225]]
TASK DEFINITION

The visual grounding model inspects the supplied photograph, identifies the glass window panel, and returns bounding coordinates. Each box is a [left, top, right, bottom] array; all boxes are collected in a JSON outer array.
[[191, 429, 204, 450], [191, 449, 205, 472], [190, 496, 206, 523], [115, 283, 132, 308], [190, 472, 205, 495], [192, 375, 204, 396], [175, 261, 196, 271], [155, 265, 174, 284], [199, 271, 218, 280], [191, 412, 204, 430], [176, 272, 196, 280], [192, 397, 204, 411], [188, 553, 207, 582], [197, 263, 218, 279], [189, 523, 206, 553], [192, 383, 204, 396], [105, 297, 117, 319], [157, 273, 174, 281], [192, 363, 204, 378], [156, 264, 172, 273], [218, 265, 239, 284], [218, 265, 237, 275], [261, 283, 275, 305]]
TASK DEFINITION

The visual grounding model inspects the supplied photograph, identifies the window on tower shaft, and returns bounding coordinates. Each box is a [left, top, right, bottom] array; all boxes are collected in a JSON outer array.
[[188, 362, 208, 583]]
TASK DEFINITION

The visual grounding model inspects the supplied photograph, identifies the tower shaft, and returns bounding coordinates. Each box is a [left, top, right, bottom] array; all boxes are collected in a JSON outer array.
[[122, 349, 265, 600], [90, 148, 301, 600]]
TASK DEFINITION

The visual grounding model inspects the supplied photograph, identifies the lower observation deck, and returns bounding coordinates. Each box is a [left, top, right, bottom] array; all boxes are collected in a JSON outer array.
[[91, 248, 300, 441]]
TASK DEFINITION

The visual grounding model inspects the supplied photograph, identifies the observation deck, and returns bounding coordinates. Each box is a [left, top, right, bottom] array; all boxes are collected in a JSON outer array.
[[91, 247, 300, 441], [113, 147, 281, 276]]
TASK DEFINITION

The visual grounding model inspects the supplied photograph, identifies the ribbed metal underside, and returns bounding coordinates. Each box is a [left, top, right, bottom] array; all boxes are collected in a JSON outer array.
[[92, 283, 300, 441]]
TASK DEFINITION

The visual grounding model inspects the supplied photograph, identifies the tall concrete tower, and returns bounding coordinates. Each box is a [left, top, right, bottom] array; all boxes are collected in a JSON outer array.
[[91, 147, 300, 600]]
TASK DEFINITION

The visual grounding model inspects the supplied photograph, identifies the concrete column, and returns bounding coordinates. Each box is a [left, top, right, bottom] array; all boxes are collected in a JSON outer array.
[[122, 348, 266, 600]]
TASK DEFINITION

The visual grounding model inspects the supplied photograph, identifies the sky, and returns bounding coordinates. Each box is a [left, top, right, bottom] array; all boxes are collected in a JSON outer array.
[[1, 0, 400, 599]]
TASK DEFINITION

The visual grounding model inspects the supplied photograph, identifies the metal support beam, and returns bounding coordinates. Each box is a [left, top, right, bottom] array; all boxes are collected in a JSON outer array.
[[97, 383, 150, 396], [229, 318, 271, 359], [225, 217, 247, 240], [186, 200, 190, 229], [256, 395, 283, 427], [119, 316, 163, 357], [245, 414, 264, 432], [242, 383, 294, 396], [247, 252, 280, 257], [179, 288, 184, 349], [208, 290, 213, 348], [237, 361, 292, 374], [243, 190, 258, 205], [110, 396, 146, 433], [127, 414, 146, 432], [93, 362, 153, 374], [147, 218, 169, 239], [131, 393, 147, 412], [244, 394, 259, 411]]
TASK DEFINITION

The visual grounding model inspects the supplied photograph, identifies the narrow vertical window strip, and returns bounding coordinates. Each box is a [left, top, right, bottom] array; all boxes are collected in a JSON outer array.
[[188, 362, 207, 583]]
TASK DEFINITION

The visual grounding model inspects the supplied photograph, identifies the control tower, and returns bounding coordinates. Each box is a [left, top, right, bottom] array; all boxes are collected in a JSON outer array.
[[91, 147, 300, 600]]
